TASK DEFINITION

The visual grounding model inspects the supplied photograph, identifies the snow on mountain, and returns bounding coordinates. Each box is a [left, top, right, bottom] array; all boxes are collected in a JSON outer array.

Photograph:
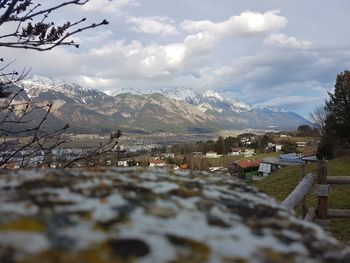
[[21, 76, 109, 105], [105, 85, 254, 113], [12, 76, 311, 133], [203, 90, 224, 101]]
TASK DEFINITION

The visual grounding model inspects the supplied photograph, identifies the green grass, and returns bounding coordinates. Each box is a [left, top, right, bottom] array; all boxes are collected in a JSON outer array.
[[238, 152, 280, 161], [254, 157, 350, 243]]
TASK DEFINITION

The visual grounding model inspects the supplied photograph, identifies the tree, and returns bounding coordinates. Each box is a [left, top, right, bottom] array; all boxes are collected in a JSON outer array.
[[316, 137, 333, 160], [0, 1, 117, 168], [281, 140, 297, 154], [324, 70, 350, 145], [309, 105, 326, 136], [296, 124, 318, 137]]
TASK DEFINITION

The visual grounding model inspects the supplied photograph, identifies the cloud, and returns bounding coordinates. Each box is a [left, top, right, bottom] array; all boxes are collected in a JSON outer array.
[[81, 0, 137, 13], [181, 10, 287, 39], [265, 33, 311, 49], [85, 40, 185, 78], [259, 95, 322, 107], [127, 16, 179, 35], [69, 30, 115, 44], [4, 1, 349, 116]]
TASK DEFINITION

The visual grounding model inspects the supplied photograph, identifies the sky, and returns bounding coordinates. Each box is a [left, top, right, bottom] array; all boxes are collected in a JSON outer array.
[[2, 0, 350, 117]]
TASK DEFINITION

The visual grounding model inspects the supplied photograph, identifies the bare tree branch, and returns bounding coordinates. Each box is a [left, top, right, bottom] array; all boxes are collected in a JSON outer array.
[[0, 1, 120, 169]]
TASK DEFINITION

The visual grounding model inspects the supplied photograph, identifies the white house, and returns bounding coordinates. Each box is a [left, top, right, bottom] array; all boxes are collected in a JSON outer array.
[[118, 160, 129, 167], [296, 142, 307, 147], [206, 151, 219, 158], [243, 149, 255, 157], [149, 159, 166, 167], [228, 148, 242, 156]]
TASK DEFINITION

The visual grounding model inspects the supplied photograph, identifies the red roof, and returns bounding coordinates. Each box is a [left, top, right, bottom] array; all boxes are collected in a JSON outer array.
[[180, 164, 189, 169], [150, 159, 165, 164], [235, 160, 260, 169]]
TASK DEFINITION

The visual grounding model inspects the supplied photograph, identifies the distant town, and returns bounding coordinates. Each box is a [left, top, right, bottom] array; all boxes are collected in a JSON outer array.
[[1, 126, 320, 183]]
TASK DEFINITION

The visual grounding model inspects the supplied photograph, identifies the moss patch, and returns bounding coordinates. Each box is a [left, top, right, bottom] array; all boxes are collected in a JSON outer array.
[[0, 218, 45, 232]]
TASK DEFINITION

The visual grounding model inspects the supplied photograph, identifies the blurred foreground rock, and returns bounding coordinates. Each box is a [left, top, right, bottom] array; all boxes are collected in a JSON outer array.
[[0, 168, 348, 262]]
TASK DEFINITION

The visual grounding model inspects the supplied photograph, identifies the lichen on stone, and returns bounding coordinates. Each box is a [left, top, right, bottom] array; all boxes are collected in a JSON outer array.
[[0, 167, 348, 262]]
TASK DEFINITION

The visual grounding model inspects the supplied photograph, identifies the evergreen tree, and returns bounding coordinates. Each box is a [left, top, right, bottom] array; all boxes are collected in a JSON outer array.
[[281, 140, 297, 154], [325, 70, 350, 145]]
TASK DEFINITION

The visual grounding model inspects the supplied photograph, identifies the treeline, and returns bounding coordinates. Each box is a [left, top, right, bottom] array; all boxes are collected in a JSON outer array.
[[171, 134, 272, 155]]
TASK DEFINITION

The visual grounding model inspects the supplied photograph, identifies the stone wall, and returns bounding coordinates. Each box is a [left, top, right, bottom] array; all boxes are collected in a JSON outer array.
[[0, 168, 348, 262]]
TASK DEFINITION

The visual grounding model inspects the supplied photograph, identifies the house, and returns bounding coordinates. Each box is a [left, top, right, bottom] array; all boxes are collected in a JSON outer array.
[[258, 159, 280, 176], [1, 163, 20, 169], [258, 153, 305, 176], [149, 159, 166, 167], [280, 153, 304, 164], [296, 141, 307, 147], [209, 167, 226, 172], [301, 155, 318, 164], [266, 143, 282, 152], [229, 160, 260, 178], [180, 163, 189, 169], [118, 160, 129, 167], [243, 149, 255, 157], [161, 153, 175, 159], [228, 148, 242, 156], [276, 145, 282, 151], [192, 152, 204, 157], [206, 151, 219, 158]]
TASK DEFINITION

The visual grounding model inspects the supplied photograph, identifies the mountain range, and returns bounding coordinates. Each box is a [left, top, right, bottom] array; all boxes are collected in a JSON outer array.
[[10, 76, 311, 134]]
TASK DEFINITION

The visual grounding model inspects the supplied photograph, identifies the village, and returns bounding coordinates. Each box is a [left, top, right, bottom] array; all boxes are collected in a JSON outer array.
[[0, 130, 319, 184]]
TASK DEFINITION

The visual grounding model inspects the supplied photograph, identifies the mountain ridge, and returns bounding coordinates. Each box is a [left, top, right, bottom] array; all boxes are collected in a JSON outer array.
[[15, 76, 312, 134]]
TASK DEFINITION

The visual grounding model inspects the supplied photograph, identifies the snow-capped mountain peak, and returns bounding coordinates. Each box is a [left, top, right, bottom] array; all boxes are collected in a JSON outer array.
[[21, 75, 96, 95], [203, 90, 224, 101], [20, 76, 109, 105], [9, 76, 311, 133]]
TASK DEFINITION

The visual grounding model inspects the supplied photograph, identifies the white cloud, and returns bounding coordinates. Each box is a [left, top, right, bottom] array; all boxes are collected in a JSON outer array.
[[69, 30, 115, 44], [81, 0, 137, 13], [127, 16, 179, 35], [86, 40, 186, 78], [265, 33, 311, 49], [259, 95, 322, 107], [78, 76, 114, 87], [181, 10, 287, 39]]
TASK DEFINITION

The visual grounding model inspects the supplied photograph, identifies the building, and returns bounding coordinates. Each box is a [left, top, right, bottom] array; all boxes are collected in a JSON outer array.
[[191, 152, 204, 157], [206, 151, 219, 158], [243, 149, 255, 157], [149, 159, 166, 167], [209, 167, 227, 172], [258, 153, 306, 176], [118, 160, 129, 167], [1, 163, 20, 169], [266, 143, 282, 152], [180, 163, 190, 169], [229, 160, 260, 178], [296, 141, 307, 147], [228, 148, 242, 156], [161, 153, 175, 159]]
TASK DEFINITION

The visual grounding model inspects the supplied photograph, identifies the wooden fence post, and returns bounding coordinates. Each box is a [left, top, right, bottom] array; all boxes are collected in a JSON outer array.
[[300, 163, 308, 218], [316, 160, 329, 219]]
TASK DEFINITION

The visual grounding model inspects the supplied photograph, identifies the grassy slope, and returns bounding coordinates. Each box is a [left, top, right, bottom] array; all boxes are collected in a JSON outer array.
[[254, 157, 350, 243]]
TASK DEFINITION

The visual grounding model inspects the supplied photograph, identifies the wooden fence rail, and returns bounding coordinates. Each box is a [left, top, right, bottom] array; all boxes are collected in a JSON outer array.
[[326, 176, 350, 184], [282, 160, 350, 222], [282, 174, 316, 210]]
